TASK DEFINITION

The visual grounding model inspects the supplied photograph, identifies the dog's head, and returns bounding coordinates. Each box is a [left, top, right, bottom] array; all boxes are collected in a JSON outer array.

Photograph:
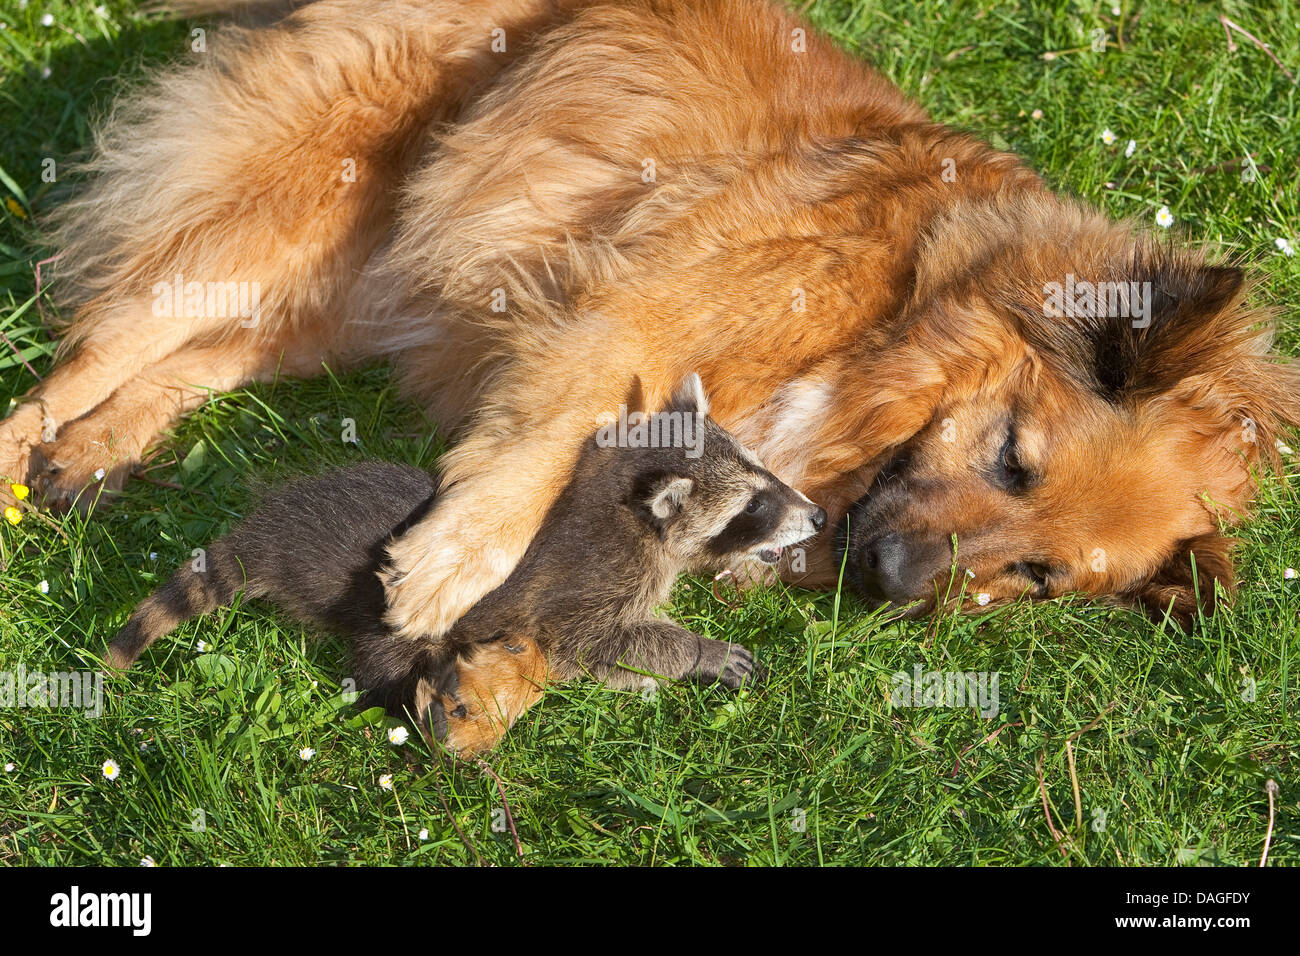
[[832, 195, 1300, 627]]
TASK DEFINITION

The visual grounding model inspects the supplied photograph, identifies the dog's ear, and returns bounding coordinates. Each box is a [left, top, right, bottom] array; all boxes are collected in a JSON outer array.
[[1090, 260, 1246, 401], [411, 676, 443, 746], [1126, 532, 1237, 628], [665, 372, 710, 416]]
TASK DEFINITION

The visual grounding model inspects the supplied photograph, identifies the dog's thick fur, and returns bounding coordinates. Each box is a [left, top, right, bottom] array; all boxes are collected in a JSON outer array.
[[2, 0, 1297, 632]]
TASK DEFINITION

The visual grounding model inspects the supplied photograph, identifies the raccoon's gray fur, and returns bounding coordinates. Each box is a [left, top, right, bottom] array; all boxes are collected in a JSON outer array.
[[437, 373, 826, 693], [106, 462, 441, 712], [107, 374, 825, 738]]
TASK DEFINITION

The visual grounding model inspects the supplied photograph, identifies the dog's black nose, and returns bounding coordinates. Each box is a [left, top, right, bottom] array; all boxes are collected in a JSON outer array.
[[810, 507, 826, 531], [860, 532, 908, 600]]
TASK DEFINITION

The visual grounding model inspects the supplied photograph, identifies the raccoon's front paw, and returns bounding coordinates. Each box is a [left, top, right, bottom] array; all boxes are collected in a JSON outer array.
[[693, 638, 758, 690]]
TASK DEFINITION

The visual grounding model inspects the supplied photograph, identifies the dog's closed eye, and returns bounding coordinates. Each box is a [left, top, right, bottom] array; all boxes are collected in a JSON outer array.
[[1013, 561, 1053, 594]]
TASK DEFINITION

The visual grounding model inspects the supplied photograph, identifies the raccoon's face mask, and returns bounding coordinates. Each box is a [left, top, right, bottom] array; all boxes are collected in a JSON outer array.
[[629, 373, 826, 570]]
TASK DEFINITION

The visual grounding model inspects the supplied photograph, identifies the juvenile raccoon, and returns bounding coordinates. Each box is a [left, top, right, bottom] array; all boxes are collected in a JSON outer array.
[[106, 374, 826, 752]]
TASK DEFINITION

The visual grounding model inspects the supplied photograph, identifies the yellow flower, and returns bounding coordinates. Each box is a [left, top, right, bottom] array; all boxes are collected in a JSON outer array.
[[10, 483, 29, 501], [4, 197, 26, 220], [3, 506, 21, 526]]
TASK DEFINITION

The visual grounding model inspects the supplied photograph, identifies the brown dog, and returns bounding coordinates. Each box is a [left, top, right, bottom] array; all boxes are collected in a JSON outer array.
[[1, 0, 1296, 631]]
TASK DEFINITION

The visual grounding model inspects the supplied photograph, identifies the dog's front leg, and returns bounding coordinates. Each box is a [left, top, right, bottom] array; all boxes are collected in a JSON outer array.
[[383, 345, 651, 640]]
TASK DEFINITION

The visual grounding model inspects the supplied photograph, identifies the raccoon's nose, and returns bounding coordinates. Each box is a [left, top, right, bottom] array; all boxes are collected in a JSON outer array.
[[810, 507, 827, 531]]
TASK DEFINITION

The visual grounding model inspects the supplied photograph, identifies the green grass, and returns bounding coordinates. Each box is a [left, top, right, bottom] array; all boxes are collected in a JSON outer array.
[[1, 0, 1298, 866]]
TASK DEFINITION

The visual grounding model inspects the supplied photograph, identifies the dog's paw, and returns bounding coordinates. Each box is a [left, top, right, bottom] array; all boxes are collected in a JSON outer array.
[[0, 402, 47, 501], [694, 639, 758, 690], [385, 527, 520, 640], [28, 423, 133, 513]]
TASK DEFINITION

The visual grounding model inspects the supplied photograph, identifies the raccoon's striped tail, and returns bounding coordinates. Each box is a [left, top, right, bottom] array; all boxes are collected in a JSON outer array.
[[106, 546, 250, 670]]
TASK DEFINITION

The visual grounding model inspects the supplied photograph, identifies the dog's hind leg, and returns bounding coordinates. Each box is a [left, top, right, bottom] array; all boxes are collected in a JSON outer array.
[[26, 340, 320, 511], [3, 0, 577, 506], [0, 302, 199, 497]]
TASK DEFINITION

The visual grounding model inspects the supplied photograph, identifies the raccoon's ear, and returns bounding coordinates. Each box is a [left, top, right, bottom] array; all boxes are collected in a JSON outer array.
[[624, 374, 646, 415], [636, 473, 695, 523], [1126, 532, 1237, 629], [666, 372, 710, 416]]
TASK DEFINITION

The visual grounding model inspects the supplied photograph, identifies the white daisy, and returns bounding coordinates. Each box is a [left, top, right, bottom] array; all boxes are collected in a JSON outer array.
[[102, 759, 121, 781], [1155, 206, 1174, 228], [196, 640, 206, 653], [975, 593, 991, 606], [387, 726, 409, 746], [378, 774, 394, 791], [418, 828, 429, 841], [1101, 129, 1117, 145], [3, 762, 15, 773], [1277, 438, 1295, 455], [1285, 568, 1297, 580], [93, 468, 106, 481], [298, 747, 316, 761], [40, 13, 53, 27], [140, 856, 156, 867], [1125, 139, 1136, 158], [38, 580, 49, 594], [1030, 109, 1043, 121], [1275, 237, 1295, 257]]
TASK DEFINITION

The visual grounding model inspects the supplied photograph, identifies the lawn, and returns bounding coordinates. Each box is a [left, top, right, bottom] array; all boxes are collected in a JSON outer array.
[[0, 0, 1297, 866]]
